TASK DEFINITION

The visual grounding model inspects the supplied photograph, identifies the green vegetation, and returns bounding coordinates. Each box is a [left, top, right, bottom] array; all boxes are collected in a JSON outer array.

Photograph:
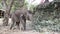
[[32, 1, 60, 32], [0, 0, 60, 32]]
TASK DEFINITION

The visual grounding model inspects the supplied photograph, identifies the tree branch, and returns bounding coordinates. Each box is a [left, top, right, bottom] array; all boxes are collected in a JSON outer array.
[[2, 0, 8, 10], [8, 0, 14, 13]]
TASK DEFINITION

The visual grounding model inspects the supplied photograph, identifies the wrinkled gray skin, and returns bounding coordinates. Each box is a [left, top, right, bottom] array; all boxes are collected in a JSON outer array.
[[10, 9, 32, 30]]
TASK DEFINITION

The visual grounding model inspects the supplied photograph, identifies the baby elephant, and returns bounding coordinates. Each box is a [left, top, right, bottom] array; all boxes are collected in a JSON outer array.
[[10, 9, 32, 31]]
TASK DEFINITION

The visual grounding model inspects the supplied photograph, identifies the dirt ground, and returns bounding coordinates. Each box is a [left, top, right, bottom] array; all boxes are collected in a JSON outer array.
[[0, 18, 60, 34], [0, 18, 40, 34]]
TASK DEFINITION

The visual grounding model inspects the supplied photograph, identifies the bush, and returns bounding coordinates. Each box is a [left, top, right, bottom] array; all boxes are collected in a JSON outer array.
[[32, 10, 60, 32]]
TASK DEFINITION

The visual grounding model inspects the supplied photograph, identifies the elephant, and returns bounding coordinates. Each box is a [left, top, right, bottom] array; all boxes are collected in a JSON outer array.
[[10, 8, 33, 30]]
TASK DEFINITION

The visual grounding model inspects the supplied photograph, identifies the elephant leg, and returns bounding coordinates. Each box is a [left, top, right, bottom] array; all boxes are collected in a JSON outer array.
[[16, 22, 20, 29], [22, 15, 26, 30], [10, 20, 15, 30]]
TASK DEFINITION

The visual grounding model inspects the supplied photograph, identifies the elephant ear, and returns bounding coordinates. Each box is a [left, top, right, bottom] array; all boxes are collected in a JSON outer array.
[[27, 11, 33, 21]]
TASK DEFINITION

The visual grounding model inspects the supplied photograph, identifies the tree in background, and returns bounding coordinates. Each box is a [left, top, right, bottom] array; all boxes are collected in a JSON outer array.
[[2, 0, 14, 26], [2, 0, 25, 26]]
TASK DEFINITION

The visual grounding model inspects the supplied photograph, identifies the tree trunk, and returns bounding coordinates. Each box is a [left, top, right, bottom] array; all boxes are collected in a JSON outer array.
[[2, 0, 14, 26]]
